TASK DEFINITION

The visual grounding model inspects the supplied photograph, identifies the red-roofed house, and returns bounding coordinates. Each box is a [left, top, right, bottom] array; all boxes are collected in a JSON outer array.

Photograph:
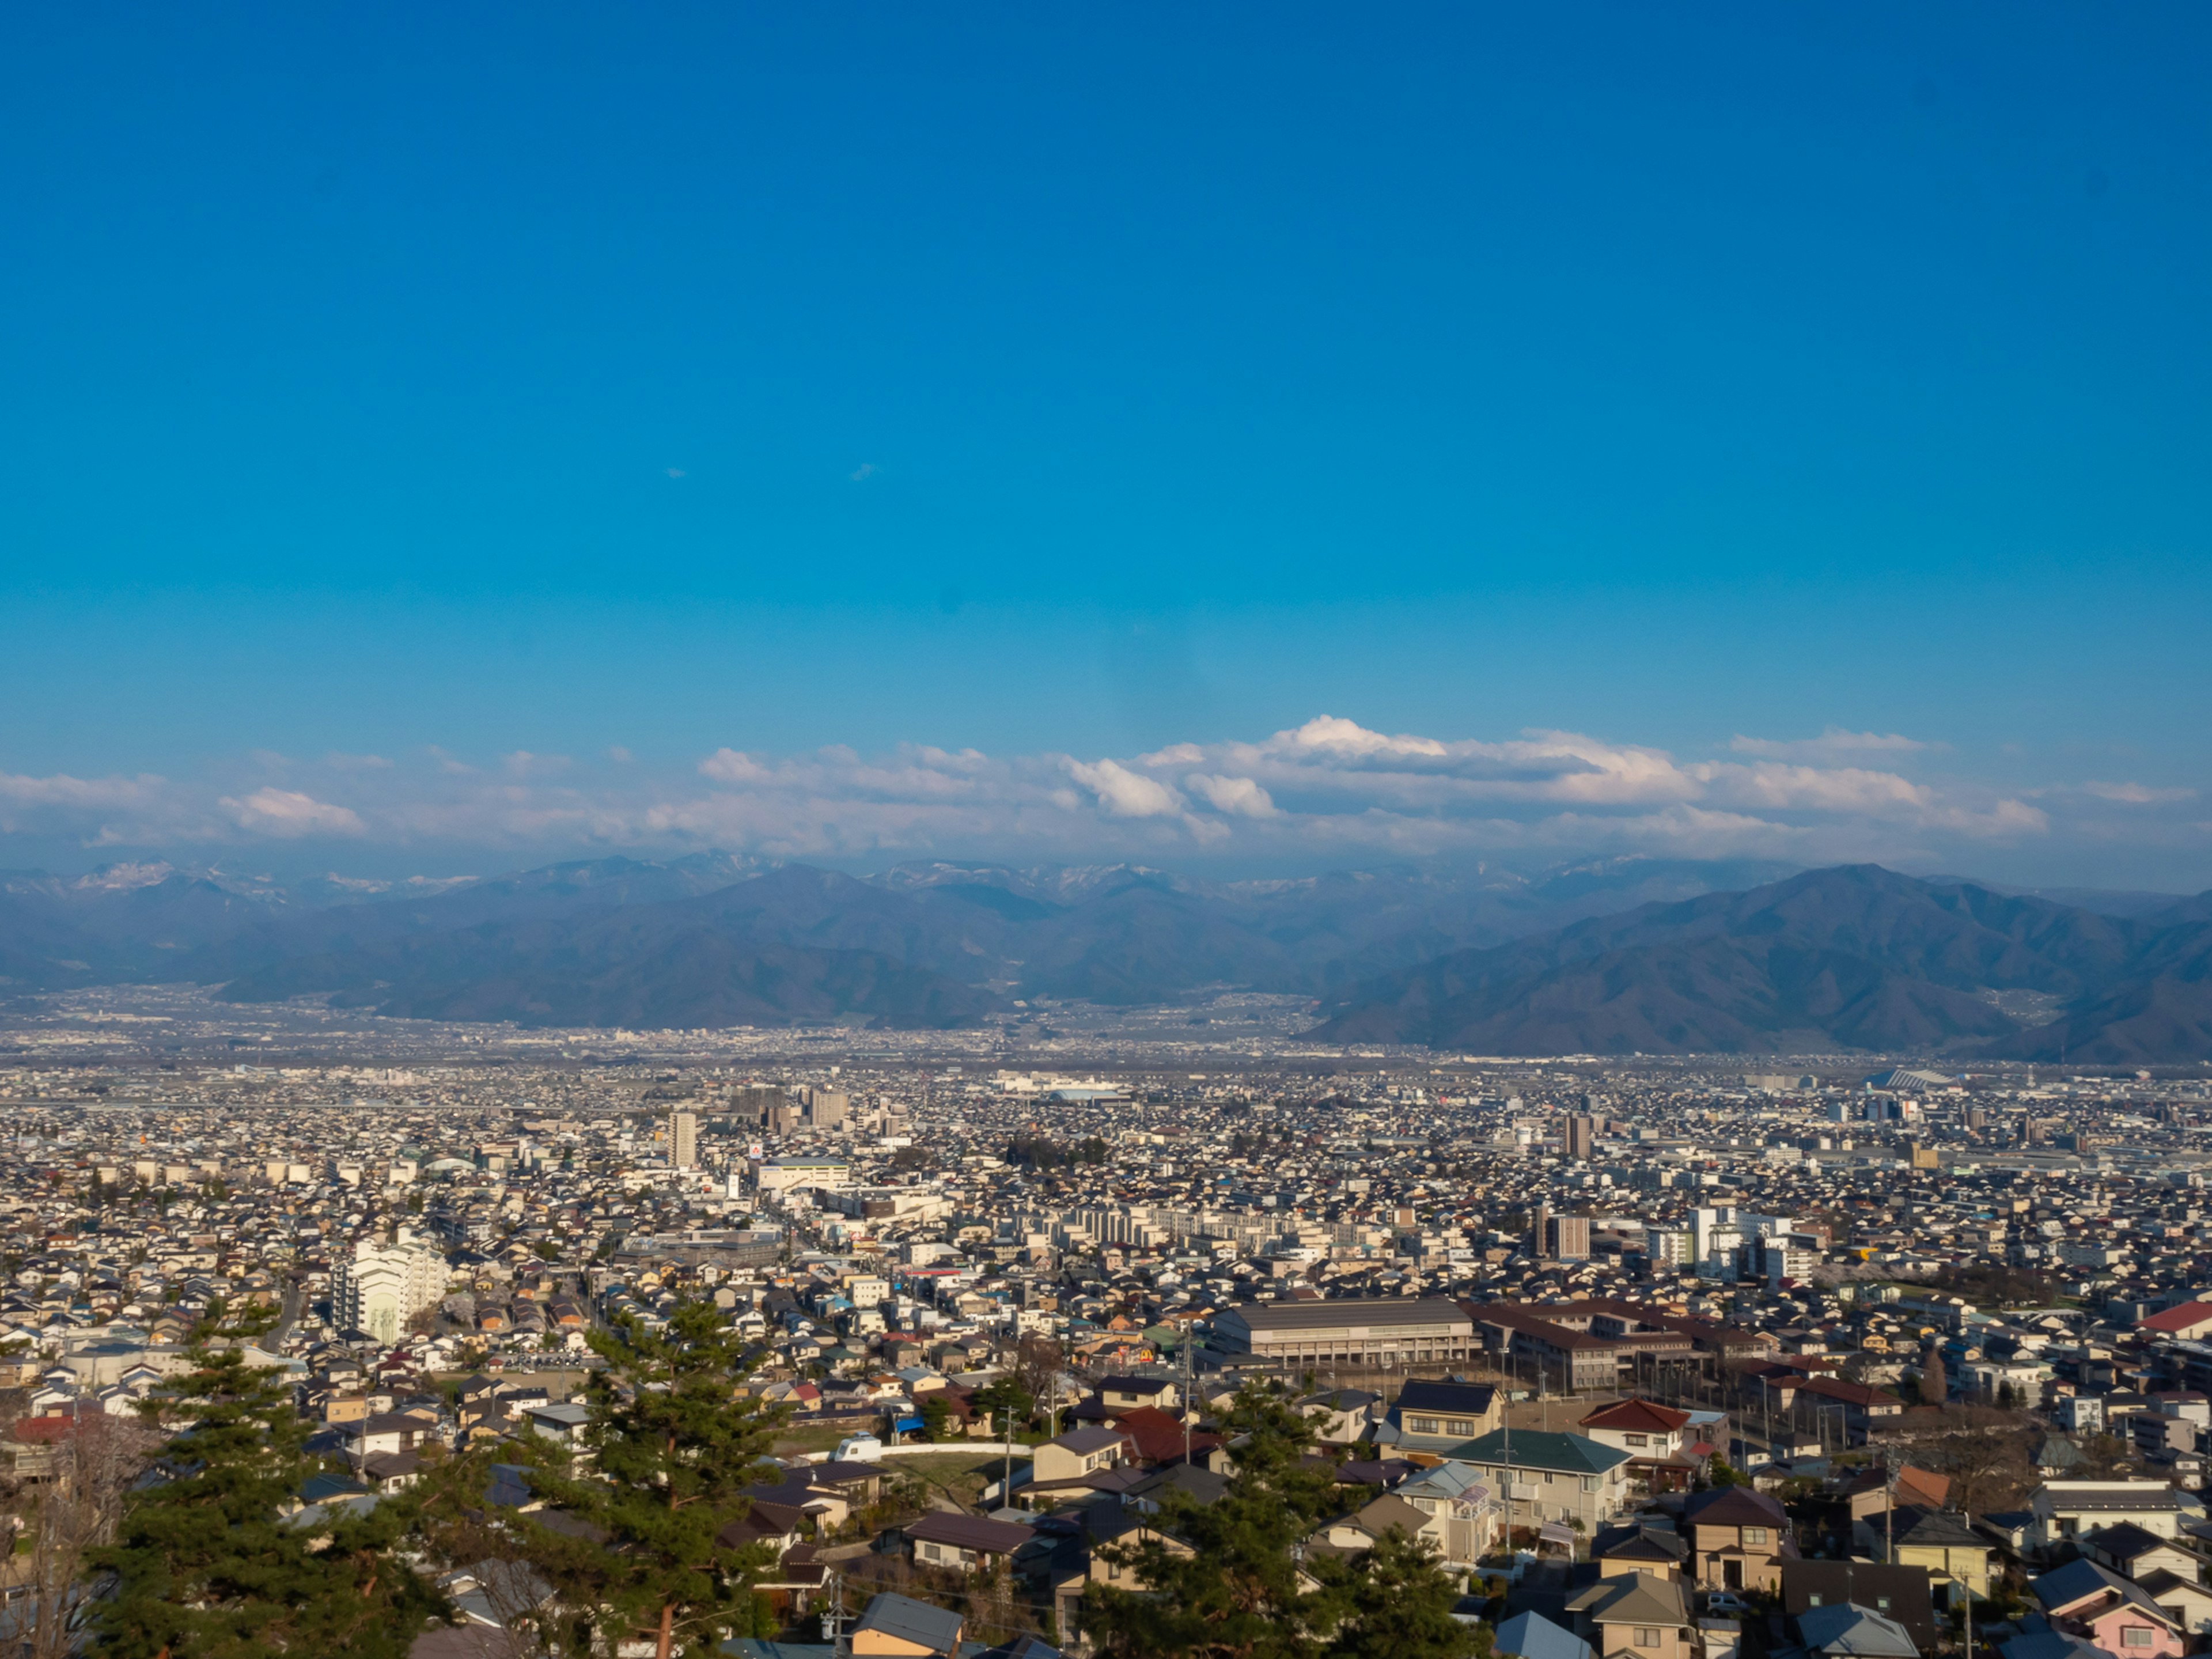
[[2139, 1303, 2212, 1341], [1109, 1406, 1223, 1468], [1579, 1396, 1703, 1490]]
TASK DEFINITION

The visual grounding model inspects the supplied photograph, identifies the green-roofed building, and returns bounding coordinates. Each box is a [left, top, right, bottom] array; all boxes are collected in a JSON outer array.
[[1443, 1427, 1631, 1534]]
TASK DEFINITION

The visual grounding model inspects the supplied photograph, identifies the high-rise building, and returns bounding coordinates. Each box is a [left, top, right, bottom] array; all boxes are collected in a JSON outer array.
[[669, 1109, 699, 1168], [1531, 1203, 1550, 1259], [1565, 1114, 1596, 1160], [332, 1232, 446, 1344], [807, 1089, 850, 1129], [1544, 1214, 1591, 1261]]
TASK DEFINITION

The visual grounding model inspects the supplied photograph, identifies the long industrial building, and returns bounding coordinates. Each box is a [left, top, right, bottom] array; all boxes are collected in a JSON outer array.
[[1209, 1297, 1478, 1369]]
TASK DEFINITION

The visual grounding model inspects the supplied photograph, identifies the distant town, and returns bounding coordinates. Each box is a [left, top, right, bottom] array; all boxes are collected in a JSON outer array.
[[6, 982, 2212, 1656]]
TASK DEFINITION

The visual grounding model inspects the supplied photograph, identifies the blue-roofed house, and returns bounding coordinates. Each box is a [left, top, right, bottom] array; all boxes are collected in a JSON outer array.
[[1495, 1609, 1592, 1659]]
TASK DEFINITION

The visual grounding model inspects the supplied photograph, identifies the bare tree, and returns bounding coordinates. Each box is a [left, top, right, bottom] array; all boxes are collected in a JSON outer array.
[[1, 1410, 157, 1659], [1930, 1422, 2033, 1518], [1013, 1334, 1067, 1426]]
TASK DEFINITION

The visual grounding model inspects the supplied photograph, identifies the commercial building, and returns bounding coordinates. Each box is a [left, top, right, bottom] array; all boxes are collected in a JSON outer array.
[[1209, 1297, 1478, 1370], [668, 1109, 698, 1168]]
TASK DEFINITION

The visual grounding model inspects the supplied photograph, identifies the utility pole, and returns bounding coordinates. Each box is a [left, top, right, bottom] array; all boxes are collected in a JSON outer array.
[[1502, 1343, 1515, 1554], [1183, 1326, 1194, 1467]]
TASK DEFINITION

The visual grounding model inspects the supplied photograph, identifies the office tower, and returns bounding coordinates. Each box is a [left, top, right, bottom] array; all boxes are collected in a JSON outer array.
[[669, 1109, 699, 1168], [1565, 1113, 1596, 1161], [808, 1089, 850, 1129]]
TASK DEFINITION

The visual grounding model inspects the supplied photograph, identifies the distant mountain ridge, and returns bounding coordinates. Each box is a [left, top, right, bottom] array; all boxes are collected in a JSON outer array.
[[1311, 865, 2212, 1061], [0, 851, 1804, 1028], [3, 851, 2209, 1053]]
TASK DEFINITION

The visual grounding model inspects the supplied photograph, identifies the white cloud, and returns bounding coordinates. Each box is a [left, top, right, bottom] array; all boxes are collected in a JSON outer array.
[[0, 714, 2161, 868], [1065, 758, 1183, 818], [2082, 781, 2195, 805], [219, 788, 367, 839], [1185, 774, 1278, 817], [1730, 728, 1935, 761]]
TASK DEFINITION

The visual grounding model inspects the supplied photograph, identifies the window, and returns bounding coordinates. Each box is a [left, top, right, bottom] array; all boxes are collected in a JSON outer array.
[[2122, 1630, 2153, 1649], [1583, 1476, 1600, 1492], [1626, 1433, 1649, 1447], [1744, 1528, 1767, 1546], [1449, 1418, 1474, 1434], [1410, 1416, 1440, 1434], [1635, 1629, 1662, 1647], [1807, 1595, 1824, 1608], [1876, 1598, 1891, 1613]]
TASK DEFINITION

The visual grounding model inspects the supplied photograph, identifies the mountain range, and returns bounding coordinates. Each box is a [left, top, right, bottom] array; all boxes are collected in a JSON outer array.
[[3, 854, 2211, 1059], [1312, 864, 2212, 1062]]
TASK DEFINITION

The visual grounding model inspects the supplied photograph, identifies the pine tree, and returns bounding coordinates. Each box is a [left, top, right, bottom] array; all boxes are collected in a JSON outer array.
[[511, 1297, 783, 1659], [1082, 1382, 1345, 1659], [92, 1310, 444, 1658], [1315, 1527, 1481, 1659]]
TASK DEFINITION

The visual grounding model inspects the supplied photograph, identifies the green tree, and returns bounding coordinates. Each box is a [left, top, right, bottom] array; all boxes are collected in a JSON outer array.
[[1315, 1527, 1480, 1659], [1082, 1382, 1346, 1659], [92, 1311, 444, 1658], [510, 1298, 784, 1659], [919, 1392, 953, 1443], [972, 1374, 1036, 1433]]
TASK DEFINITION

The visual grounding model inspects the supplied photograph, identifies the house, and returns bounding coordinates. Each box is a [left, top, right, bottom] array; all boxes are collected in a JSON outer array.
[[1495, 1609, 1594, 1659], [905, 1512, 1034, 1573], [1388, 1378, 1502, 1451], [1096, 1375, 1179, 1412], [851, 1591, 967, 1658], [1887, 1508, 1999, 1601], [1297, 1388, 1381, 1445], [2032, 1559, 2187, 1659], [2081, 1522, 2206, 1588], [2029, 1483, 2186, 1554], [1593, 1522, 1690, 1581], [1681, 1485, 1797, 1593], [1309, 1493, 1445, 1563], [1795, 1601, 1920, 1659], [1396, 1461, 1499, 1567], [521, 1402, 590, 1449], [1783, 1563, 1938, 1653], [2137, 1304, 2212, 1342], [1566, 1569, 1696, 1659], [1030, 1427, 1131, 1490], [2133, 1570, 2212, 1638], [1578, 1397, 1701, 1491], [1444, 1428, 1632, 1533]]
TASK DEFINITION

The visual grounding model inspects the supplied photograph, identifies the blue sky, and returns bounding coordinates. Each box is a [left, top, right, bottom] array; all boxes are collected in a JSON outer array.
[[3, 6, 2209, 887]]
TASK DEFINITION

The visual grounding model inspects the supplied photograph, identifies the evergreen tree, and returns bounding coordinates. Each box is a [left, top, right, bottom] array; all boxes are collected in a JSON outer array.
[[1315, 1528, 1481, 1659], [971, 1374, 1036, 1433], [511, 1298, 783, 1659], [92, 1310, 444, 1658], [1082, 1382, 1346, 1659], [918, 1392, 953, 1442]]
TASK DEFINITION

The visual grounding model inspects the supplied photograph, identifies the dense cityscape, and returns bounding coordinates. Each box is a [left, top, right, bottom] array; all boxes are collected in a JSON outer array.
[[7, 983, 2212, 1655]]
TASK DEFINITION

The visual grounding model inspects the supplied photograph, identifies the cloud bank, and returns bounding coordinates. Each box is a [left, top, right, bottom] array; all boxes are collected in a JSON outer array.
[[0, 716, 2200, 878]]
